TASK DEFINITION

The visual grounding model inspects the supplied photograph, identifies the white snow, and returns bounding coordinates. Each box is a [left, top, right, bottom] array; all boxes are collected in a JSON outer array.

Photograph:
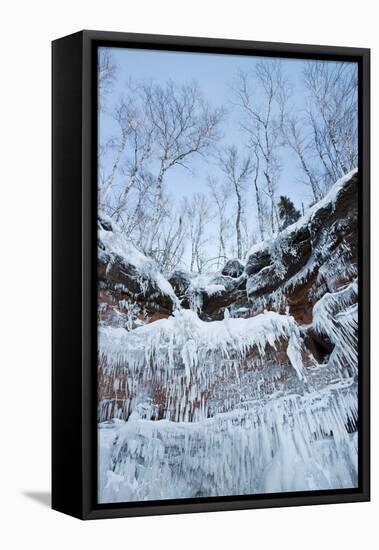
[[184, 272, 226, 313], [97, 170, 359, 503], [246, 168, 358, 260], [99, 308, 306, 381], [99, 214, 180, 307], [98, 380, 357, 503]]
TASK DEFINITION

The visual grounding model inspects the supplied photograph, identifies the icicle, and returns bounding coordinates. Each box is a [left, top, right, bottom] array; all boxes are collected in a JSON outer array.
[[98, 381, 358, 503]]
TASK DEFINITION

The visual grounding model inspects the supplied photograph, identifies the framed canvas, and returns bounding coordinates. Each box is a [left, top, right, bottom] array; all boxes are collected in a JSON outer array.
[[52, 30, 370, 520]]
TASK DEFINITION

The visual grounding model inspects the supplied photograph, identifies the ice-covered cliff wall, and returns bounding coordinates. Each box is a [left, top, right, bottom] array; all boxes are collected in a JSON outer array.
[[97, 170, 359, 502]]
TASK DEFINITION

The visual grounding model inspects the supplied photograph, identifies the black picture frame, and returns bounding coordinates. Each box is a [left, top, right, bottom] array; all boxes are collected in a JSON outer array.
[[52, 30, 370, 520]]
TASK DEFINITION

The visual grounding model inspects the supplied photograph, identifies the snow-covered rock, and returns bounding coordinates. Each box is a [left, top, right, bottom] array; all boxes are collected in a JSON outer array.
[[98, 214, 179, 328], [221, 258, 244, 277], [244, 169, 358, 324], [97, 171, 359, 501]]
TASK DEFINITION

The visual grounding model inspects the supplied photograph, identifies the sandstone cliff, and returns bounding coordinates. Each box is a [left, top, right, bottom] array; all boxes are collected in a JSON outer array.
[[97, 170, 358, 423]]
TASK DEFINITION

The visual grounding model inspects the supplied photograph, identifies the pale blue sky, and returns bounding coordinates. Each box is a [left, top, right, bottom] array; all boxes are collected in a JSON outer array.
[[99, 47, 319, 208], [98, 47, 358, 264]]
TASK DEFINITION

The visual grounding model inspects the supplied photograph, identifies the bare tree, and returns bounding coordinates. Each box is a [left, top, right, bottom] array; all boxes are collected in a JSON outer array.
[[98, 49, 117, 112], [251, 143, 265, 241], [148, 203, 188, 273], [99, 78, 223, 263], [108, 107, 155, 221], [219, 146, 252, 260], [138, 80, 224, 254], [240, 216, 257, 259], [207, 176, 232, 268], [117, 171, 156, 239], [234, 60, 287, 235], [281, 115, 322, 202], [99, 97, 142, 209], [303, 61, 358, 187], [184, 194, 213, 273]]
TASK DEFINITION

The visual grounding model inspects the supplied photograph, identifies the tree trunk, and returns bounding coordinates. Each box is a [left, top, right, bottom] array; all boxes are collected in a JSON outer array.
[[298, 151, 321, 201], [235, 187, 242, 259], [101, 132, 128, 204], [145, 162, 166, 254], [252, 159, 265, 241]]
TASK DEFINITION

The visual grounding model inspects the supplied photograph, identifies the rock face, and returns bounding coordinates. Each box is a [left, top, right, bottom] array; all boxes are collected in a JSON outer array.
[[221, 258, 244, 277], [98, 218, 176, 328], [97, 171, 359, 502], [97, 171, 358, 423], [245, 171, 358, 323]]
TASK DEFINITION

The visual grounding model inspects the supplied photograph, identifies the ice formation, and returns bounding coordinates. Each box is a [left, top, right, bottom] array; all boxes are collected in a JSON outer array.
[[99, 382, 357, 502], [97, 171, 359, 503]]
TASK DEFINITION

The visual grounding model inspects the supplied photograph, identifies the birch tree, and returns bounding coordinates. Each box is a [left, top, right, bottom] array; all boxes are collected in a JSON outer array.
[[303, 61, 358, 187], [184, 194, 213, 273], [154, 204, 188, 272], [99, 78, 223, 263], [139, 80, 224, 255], [251, 143, 265, 241], [219, 146, 252, 260], [99, 98, 142, 209], [207, 177, 232, 268], [235, 60, 287, 235], [98, 48, 117, 112], [281, 115, 322, 202]]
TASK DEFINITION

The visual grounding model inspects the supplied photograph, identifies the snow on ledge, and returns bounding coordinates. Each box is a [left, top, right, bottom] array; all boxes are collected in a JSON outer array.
[[246, 168, 358, 260], [98, 213, 179, 306], [99, 308, 306, 380]]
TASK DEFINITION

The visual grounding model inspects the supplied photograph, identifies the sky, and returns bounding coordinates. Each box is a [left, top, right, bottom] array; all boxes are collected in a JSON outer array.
[[98, 47, 357, 268], [98, 47, 318, 206]]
